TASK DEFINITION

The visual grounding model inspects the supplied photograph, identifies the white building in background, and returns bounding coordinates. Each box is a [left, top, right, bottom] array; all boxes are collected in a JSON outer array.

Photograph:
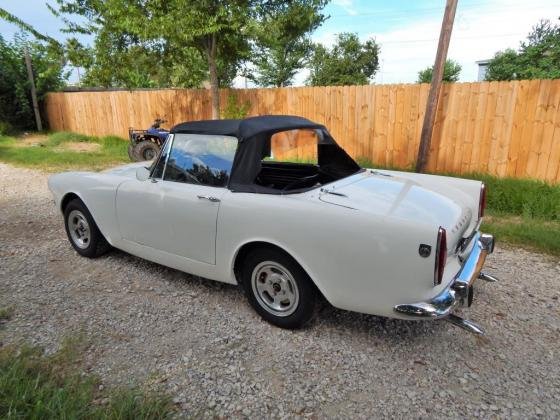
[[476, 59, 491, 81]]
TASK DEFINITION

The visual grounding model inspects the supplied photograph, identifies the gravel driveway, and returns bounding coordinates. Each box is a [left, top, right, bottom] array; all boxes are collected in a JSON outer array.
[[1, 162, 559, 418]]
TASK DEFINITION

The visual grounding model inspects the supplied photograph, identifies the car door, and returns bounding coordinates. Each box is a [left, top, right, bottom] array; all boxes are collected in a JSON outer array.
[[116, 133, 237, 265]]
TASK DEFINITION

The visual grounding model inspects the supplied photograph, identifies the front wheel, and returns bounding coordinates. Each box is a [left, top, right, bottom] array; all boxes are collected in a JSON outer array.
[[64, 199, 111, 258], [241, 248, 317, 329], [133, 140, 159, 161]]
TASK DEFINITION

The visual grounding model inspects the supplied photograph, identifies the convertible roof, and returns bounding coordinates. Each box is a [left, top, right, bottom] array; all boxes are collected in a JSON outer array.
[[169, 114, 361, 193], [170, 115, 325, 140], [171, 118, 240, 137]]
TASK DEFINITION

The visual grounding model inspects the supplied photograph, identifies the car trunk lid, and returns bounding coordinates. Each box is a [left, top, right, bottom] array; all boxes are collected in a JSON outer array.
[[319, 171, 474, 252]]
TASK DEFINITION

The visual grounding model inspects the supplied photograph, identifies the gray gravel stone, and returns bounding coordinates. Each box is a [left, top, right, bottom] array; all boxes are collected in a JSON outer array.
[[0, 162, 559, 418]]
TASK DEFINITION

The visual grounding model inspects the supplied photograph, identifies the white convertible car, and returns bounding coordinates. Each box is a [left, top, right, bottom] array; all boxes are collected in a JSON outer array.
[[48, 115, 497, 334]]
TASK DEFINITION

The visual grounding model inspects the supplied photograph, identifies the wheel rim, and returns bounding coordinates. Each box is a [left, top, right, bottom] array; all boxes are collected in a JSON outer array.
[[143, 147, 156, 160], [251, 261, 299, 317], [68, 210, 91, 249]]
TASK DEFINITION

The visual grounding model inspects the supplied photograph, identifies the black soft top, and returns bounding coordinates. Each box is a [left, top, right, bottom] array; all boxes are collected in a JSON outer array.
[[171, 115, 325, 140], [170, 115, 361, 193]]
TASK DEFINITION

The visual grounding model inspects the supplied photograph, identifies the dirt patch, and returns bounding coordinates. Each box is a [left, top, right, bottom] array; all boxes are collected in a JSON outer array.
[[57, 142, 101, 153], [14, 134, 48, 147]]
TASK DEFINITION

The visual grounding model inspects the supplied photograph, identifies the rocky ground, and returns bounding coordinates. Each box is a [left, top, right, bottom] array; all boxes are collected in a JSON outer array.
[[0, 162, 559, 418]]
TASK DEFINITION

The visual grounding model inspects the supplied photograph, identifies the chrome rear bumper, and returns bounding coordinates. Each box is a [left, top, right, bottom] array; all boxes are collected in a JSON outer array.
[[394, 232, 496, 333]]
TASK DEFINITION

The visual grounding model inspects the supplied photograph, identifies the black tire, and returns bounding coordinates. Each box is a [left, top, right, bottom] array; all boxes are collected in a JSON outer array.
[[240, 247, 317, 329], [133, 140, 159, 161], [64, 199, 111, 258], [127, 143, 137, 161]]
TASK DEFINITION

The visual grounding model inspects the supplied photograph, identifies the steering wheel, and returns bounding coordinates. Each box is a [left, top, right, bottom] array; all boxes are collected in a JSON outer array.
[[282, 174, 320, 192]]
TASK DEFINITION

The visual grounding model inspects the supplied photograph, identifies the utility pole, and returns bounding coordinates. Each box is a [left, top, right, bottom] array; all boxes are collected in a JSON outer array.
[[24, 46, 43, 131], [415, 0, 458, 173]]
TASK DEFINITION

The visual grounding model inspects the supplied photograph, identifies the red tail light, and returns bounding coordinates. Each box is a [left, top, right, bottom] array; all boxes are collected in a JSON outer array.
[[479, 183, 486, 218], [434, 227, 447, 285]]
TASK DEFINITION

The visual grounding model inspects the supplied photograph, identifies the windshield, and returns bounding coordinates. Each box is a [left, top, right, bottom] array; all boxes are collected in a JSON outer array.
[[162, 134, 237, 187]]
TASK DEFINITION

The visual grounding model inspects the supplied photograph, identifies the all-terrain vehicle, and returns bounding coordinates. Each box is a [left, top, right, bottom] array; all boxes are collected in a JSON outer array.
[[128, 118, 169, 161]]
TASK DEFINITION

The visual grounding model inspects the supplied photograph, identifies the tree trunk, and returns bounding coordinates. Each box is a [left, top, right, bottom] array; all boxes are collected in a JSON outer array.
[[24, 47, 42, 131], [206, 35, 220, 119]]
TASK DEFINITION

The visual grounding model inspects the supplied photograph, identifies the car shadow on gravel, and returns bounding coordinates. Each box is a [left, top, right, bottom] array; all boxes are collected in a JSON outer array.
[[101, 249, 445, 342]]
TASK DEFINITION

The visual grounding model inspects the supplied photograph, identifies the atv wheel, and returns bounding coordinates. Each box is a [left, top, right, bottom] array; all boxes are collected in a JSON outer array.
[[127, 143, 137, 161], [133, 140, 159, 161]]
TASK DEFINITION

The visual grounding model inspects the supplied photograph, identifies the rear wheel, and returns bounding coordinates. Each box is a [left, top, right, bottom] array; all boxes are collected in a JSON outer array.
[[64, 199, 111, 258], [241, 248, 317, 329], [133, 140, 159, 161]]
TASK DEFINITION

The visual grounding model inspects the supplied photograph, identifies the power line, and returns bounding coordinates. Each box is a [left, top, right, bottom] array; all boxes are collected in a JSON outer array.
[[377, 32, 528, 45], [328, 1, 560, 19]]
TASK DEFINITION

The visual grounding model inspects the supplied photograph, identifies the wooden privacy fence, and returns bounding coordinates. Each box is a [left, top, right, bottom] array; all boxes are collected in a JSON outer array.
[[45, 80, 560, 183]]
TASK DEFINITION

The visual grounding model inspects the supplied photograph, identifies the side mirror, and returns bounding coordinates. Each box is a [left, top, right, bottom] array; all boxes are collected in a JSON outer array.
[[135, 166, 150, 181]]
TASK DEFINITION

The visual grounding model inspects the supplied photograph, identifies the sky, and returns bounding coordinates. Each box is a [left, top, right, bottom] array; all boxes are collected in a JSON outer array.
[[1, 0, 559, 85]]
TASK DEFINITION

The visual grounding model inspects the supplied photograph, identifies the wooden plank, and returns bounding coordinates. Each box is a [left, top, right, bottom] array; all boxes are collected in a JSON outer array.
[[539, 80, 560, 181], [374, 85, 389, 166], [525, 80, 552, 178], [505, 81, 529, 176], [537, 80, 560, 182], [479, 82, 500, 174], [435, 83, 458, 173], [460, 83, 479, 174], [450, 82, 469, 173], [346, 85, 357, 158], [404, 84, 421, 168], [496, 82, 518, 177], [487, 81, 509, 176], [386, 84, 397, 166], [393, 84, 406, 167], [514, 80, 541, 177], [366, 85, 377, 164]]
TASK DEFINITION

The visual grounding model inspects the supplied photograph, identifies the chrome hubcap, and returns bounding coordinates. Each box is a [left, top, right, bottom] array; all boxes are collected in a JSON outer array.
[[251, 261, 299, 317], [68, 210, 90, 249], [144, 148, 156, 160]]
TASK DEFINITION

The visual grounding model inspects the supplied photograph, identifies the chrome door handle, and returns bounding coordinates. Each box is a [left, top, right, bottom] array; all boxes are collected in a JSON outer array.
[[197, 195, 220, 203]]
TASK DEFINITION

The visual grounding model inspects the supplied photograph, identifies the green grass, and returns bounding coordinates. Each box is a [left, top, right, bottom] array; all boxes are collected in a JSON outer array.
[[0, 307, 14, 322], [0, 336, 172, 419], [483, 214, 560, 255], [0, 132, 129, 172]]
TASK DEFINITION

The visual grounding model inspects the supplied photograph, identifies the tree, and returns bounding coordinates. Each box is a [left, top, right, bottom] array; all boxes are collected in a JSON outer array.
[[52, 0, 253, 119], [0, 34, 67, 131], [485, 19, 560, 81], [306, 33, 380, 86], [0, 8, 68, 131], [417, 59, 462, 83], [248, 0, 327, 87]]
